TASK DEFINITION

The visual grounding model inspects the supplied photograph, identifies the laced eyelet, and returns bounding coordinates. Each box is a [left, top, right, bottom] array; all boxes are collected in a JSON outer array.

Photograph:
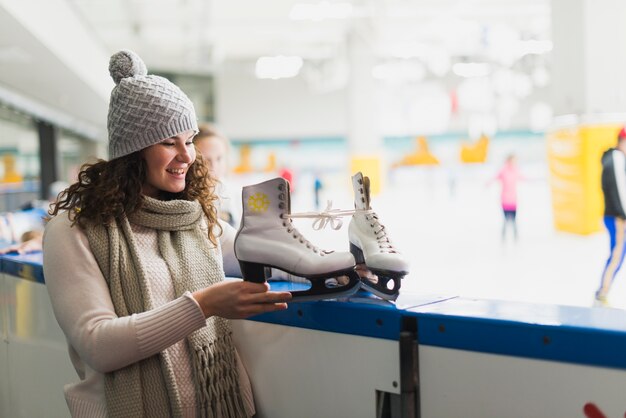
[[278, 184, 285, 191], [279, 203, 285, 209], [282, 222, 287, 227]]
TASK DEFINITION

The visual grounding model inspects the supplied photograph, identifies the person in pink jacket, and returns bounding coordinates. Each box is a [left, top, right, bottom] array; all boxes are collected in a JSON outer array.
[[491, 154, 525, 241]]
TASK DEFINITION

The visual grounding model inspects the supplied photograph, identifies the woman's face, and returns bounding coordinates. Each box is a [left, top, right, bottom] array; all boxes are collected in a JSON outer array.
[[141, 130, 196, 198], [195, 136, 227, 179]]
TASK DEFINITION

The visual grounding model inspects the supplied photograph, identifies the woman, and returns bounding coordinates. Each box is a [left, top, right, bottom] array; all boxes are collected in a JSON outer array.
[[43, 50, 291, 418]]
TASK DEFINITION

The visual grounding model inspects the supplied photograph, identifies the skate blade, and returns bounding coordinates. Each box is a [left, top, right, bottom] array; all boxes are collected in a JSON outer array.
[[238, 260, 362, 302], [287, 269, 362, 302], [358, 272, 404, 301]]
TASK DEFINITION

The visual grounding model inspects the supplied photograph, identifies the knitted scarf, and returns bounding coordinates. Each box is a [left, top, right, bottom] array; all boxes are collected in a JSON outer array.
[[84, 196, 246, 418]]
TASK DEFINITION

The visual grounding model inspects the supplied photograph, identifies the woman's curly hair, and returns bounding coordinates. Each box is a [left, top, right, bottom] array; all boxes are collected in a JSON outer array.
[[49, 151, 222, 245]]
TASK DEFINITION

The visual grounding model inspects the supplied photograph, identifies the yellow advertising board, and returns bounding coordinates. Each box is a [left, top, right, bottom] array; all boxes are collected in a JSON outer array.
[[547, 124, 621, 234]]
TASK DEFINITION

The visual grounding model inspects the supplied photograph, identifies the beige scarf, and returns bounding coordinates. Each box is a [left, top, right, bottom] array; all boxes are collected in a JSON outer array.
[[85, 196, 246, 418]]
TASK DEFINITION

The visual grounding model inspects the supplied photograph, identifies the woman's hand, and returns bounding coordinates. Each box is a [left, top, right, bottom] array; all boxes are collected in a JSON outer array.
[[193, 280, 292, 319], [355, 263, 378, 284]]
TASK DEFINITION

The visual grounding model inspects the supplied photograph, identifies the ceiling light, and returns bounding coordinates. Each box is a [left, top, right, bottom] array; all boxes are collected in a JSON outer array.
[[255, 56, 304, 80], [289, 1, 353, 21], [452, 62, 491, 78]]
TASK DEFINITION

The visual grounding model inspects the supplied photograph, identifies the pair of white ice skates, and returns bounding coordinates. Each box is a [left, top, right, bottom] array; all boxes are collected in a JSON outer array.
[[234, 172, 409, 301]]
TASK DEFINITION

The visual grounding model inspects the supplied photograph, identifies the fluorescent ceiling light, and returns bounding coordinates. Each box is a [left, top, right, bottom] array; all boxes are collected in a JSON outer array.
[[289, 1, 353, 21], [452, 62, 491, 78], [255, 56, 304, 79]]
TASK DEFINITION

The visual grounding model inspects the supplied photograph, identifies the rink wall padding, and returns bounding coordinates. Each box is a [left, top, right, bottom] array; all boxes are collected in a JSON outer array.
[[3, 254, 626, 417]]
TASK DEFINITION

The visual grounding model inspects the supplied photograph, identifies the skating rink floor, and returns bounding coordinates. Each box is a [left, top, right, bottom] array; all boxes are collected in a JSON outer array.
[[230, 137, 623, 310], [297, 166, 620, 310]]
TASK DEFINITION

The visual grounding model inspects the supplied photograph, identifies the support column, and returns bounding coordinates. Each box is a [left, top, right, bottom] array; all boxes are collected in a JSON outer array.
[[551, 0, 626, 115], [346, 21, 384, 194], [548, 0, 626, 234], [37, 120, 58, 200]]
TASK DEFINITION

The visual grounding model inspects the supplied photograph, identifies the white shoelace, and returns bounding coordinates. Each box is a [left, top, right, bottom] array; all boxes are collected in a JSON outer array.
[[284, 200, 374, 230], [287, 201, 397, 253]]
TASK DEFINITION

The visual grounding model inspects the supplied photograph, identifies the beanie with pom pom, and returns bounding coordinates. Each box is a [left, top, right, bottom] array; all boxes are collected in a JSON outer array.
[[107, 50, 198, 159]]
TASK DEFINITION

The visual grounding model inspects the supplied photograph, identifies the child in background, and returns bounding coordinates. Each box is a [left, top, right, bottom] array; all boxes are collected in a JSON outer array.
[[194, 123, 241, 227], [490, 153, 525, 241]]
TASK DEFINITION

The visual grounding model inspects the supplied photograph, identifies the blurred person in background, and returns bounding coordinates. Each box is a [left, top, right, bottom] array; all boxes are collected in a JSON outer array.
[[489, 153, 526, 242], [279, 166, 295, 193], [194, 123, 241, 227], [0, 180, 68, 255], [313, 172, 323, 210], [596, 127, 626, 306], [43, 50, 290, 417]]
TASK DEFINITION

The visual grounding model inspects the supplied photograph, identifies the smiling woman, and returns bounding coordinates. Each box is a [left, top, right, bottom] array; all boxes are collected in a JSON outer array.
[[141, 130, 197, 198], [41, 50, 291, 418]]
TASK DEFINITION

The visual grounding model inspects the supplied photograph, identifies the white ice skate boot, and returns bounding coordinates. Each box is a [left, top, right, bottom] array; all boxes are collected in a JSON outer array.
[[349, 172, 409, 300], [234, 177, 361, 301]]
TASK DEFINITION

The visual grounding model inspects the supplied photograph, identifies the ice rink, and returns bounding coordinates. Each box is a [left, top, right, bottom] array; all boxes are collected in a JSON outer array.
[[230, 134, 624, 310]]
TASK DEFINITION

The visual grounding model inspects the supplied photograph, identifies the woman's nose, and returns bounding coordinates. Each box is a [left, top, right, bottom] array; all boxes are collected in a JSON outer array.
[[177, 144, 195, 163]]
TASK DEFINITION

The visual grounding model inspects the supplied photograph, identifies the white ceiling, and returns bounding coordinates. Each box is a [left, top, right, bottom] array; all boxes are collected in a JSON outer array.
[[0, 0, 551, 138], [68, 0, 551, 73]]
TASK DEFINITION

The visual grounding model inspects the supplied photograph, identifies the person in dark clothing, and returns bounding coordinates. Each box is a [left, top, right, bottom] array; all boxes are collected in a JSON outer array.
[[597, 126, 626, 305]]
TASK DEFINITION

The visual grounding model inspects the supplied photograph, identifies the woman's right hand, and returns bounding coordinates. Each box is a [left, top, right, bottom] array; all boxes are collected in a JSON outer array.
[[192, 280, 292, 319]]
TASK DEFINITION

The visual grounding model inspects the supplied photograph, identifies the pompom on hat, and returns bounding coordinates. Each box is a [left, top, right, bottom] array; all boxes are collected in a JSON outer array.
[[107, 50, 198, 159], [618, 126, 626, 141]]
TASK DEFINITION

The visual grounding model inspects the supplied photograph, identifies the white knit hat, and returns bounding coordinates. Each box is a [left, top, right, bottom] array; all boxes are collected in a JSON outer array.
[[107, 50, 198, 159]]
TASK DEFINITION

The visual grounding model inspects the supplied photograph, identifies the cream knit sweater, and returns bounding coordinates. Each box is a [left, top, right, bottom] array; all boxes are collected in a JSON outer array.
[[43, 214, 254, 417]]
